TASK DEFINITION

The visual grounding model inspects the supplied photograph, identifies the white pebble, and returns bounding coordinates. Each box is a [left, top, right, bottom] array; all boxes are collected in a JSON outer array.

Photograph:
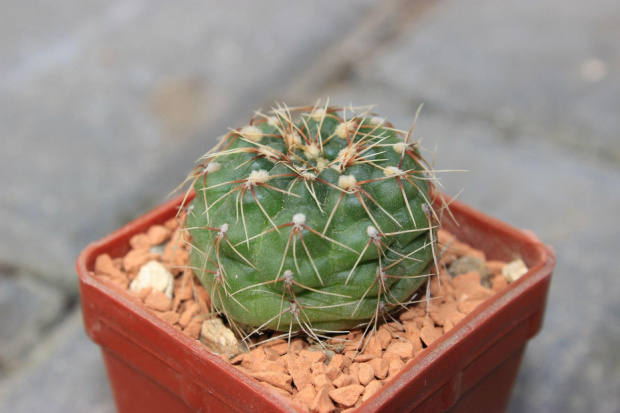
[[130, 260, 174, 298], [502, 258, 528, 282], [200, 317, 244, 359]]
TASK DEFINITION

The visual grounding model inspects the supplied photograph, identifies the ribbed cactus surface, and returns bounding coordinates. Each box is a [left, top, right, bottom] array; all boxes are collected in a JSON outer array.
[[184, 104, 438, 335]]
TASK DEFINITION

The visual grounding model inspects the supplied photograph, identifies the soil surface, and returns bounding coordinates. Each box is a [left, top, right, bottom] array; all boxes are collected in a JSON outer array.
[[92, 213, 520, 412]]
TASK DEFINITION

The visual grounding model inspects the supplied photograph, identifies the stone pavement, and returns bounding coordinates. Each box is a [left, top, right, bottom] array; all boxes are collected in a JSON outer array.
[[1, 0, 619, 412]]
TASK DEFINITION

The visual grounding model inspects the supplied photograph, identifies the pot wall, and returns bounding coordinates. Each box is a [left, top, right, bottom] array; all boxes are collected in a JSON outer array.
[[77, 194, 554, 412]]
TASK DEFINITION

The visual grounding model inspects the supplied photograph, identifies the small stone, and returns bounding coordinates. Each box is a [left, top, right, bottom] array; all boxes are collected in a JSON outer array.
[[329, 384, 364, 407], [453, 272, 493, 302], [112, 257, 124, 269], [144, 290, 172, 312], [264, 359, 289, 375], [399, 309, 417, 321], [299, 349, 326, 364], [159, 311, 180, 325], [294, 385, 316, 407], [94, 254, 116, 275], [486, 260, 506, 276], [268, 341, 290, 356], [164, 217, 180, 230], [130, 260, 174, 298], [362, 336, 383, 357], [325, 363, 341, 381], [348, 362, 361, 383], [344, 350, 358, 362], [123, 250, 158, 274], [241, 350, 263, 371], [258, 381, 292, 398], [174, 279, 195, 300], [129, 233, 151, 251], [449, 256, 491, 287], [146, 225, 171, 246], [404, 324, 423, 353], [453, 271, 481, 285], [200, 317, 244, 359], [328, 354, 349, 371], [333, 374, 357, 388], [429, 273, 453, 297], [178, 301, 200, 328], [357, 362, 375, 386], [284, 355, 313, 391], [458, 299, 486, 315], [420, 324, 443, 347], [230, 353, 246, 365], [183, 319, 202, 339], [194, 286, 211, 313], [445, 239, 475, 258], [429, 301, 459, 326], [362, 380, 383, 402], [502, 258, 528, 282], [491, 274, 509, 291], [444, 319, 455, 334], [311, 385, 336, 413], [306, 343, 336, 363], [311, 361, 328, 377], [250, 371, 293, 393], [313, 373, 333, 390], [384, 340, 414, 361], [136, 286, 152, 302], [163, 245, 190, 269], [368, 357, 389, 380], [447, 311, 466, 329], [242, 350, 285, 373], [386, 321, 404, 332], [288, 338, 306, 355], [109, 271, 129, 289], [377, 327, 392, 349], [386, 357, 405, 378], [350, 353, 375, 363], [263, 346, 280, 361]]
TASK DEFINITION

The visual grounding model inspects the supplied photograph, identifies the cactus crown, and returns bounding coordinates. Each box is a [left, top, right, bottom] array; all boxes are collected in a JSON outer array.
[[179, 103, 441, 342]]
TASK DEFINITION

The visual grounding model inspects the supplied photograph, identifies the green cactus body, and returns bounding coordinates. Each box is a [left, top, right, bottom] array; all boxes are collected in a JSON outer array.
[[185, 105, 437, 335]]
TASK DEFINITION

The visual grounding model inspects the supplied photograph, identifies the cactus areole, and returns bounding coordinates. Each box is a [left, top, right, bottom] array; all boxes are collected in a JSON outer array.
[[183, 104, 439, 335]]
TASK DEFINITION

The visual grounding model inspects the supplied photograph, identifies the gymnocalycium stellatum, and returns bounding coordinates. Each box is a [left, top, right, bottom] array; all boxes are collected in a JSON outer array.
[[177, 102, 448, 345]]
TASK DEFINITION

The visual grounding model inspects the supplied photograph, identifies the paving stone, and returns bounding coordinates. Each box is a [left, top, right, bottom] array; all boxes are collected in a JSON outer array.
[[0, 0, 378, 290], [355, 0, 620, 163], [0, 309, 114, 413], [0, 269, 66, 376]]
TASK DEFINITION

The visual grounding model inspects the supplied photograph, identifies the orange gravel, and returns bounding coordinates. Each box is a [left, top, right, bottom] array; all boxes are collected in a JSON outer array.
[[93, 214, 516, 413]]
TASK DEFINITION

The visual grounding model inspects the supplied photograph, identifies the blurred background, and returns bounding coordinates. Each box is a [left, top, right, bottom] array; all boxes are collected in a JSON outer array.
[[1, 0, 619, 412]]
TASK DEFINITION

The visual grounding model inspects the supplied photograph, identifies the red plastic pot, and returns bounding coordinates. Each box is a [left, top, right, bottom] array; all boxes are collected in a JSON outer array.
[[77, 194, 554, 412]]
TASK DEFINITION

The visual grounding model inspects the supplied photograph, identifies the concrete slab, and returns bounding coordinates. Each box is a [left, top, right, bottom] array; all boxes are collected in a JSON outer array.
[[0, 0, 379, 290], [354, 0, 620, 164], [0, 309, 114, 413], [0, 269, 66, 376]]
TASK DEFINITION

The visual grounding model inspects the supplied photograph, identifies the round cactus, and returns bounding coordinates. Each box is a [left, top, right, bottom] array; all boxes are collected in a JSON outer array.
[[182, 104, 439, 337]]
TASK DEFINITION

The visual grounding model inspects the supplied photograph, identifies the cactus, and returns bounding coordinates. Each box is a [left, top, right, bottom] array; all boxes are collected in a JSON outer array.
[[180, 103, 441, 340]]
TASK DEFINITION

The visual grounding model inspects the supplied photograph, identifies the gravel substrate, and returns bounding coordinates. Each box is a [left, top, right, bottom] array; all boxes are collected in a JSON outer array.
[[93, 213, 522, 412]]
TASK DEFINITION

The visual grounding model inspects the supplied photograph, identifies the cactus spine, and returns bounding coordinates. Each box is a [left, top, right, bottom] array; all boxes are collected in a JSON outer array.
[[180, 103, 441, 340]]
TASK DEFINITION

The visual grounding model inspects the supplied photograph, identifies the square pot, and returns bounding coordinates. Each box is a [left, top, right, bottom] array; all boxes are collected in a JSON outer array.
[[77, 194, 554, 412]]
